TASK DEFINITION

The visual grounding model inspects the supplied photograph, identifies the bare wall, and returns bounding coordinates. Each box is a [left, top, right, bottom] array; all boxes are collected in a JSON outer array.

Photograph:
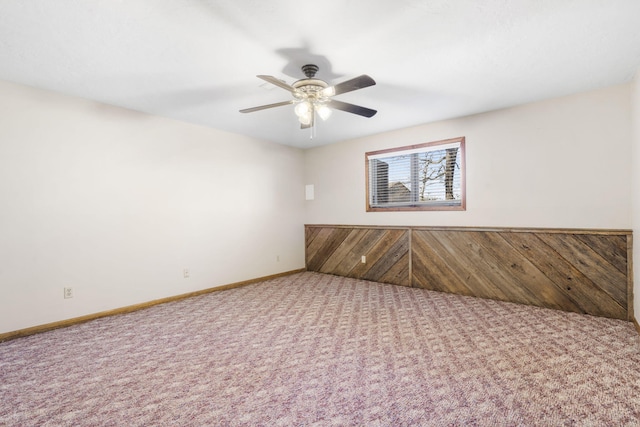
[[304, 84, 632, 230], [0, 80, 306, 334]]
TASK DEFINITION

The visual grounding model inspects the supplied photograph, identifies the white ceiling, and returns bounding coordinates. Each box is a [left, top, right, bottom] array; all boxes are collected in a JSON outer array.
[[1, 0, 639, 148]]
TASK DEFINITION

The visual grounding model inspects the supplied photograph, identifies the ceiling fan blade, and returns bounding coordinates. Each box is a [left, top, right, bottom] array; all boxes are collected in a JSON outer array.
[[327, 99, 377, 118], [239, 100, 294, 113], [322, 75, 376, 97], [257, 75, 296, 93]]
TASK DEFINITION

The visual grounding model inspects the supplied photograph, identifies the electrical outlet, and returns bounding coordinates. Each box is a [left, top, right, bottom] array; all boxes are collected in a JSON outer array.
[[183, 268, 190, 279], [361, 255, 366, 264], [276, 255, 280, 262], [64, 287, 73, 299]]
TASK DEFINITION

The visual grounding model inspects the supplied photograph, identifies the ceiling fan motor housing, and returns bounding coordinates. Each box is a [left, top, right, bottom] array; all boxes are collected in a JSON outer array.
[[292, 65, 329, 102], [292, 78, 328, 98]]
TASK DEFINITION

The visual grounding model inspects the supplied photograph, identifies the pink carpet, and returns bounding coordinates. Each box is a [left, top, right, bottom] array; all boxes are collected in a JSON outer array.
[[1, 272, 640, 426]]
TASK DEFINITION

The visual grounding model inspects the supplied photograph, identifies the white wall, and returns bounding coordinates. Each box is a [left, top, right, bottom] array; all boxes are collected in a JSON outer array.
[[1, 79, 635, 334], [304, 84, 632, 230], [632, 71, 640, 321], [0, 80, 306, 334]]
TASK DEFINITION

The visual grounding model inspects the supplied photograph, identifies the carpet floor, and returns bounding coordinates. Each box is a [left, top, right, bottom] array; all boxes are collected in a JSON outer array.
[[1, 272, 640, 426]]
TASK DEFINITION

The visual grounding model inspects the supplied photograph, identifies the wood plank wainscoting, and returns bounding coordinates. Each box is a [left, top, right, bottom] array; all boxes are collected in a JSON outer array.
[[305, 225, 633, 321]]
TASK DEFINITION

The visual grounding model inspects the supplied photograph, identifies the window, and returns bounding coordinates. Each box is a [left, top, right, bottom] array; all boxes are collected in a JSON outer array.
[[366, 137, 465, 211]]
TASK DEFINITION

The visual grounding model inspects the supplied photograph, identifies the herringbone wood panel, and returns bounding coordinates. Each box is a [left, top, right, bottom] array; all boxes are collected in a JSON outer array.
[[305, 226, 410, 286], [412, 229, 629, 319], [305, 225, 631, 320]]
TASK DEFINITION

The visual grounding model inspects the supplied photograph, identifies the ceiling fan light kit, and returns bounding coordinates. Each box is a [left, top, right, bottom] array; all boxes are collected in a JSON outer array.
[[240, 64, 377, 134]]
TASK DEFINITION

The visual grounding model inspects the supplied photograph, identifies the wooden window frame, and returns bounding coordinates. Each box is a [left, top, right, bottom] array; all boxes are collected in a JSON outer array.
[[365, 137, 466, 212]]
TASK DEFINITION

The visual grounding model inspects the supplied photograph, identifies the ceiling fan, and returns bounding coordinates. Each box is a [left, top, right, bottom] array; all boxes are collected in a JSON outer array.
[[240, 64, 377, 130]]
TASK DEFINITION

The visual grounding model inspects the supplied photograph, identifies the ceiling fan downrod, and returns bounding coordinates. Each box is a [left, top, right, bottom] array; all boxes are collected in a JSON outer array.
[[301, 64, 319, 78]]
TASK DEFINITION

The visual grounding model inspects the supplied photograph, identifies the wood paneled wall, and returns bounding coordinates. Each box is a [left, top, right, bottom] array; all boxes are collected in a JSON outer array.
[[305, 225, 633, 320], [305, 226, 410, 286]]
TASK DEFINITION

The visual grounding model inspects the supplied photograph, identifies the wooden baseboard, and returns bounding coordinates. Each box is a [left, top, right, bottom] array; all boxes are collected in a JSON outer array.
[[634, 317, 640, 336], [0, 269, 306, 343]]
